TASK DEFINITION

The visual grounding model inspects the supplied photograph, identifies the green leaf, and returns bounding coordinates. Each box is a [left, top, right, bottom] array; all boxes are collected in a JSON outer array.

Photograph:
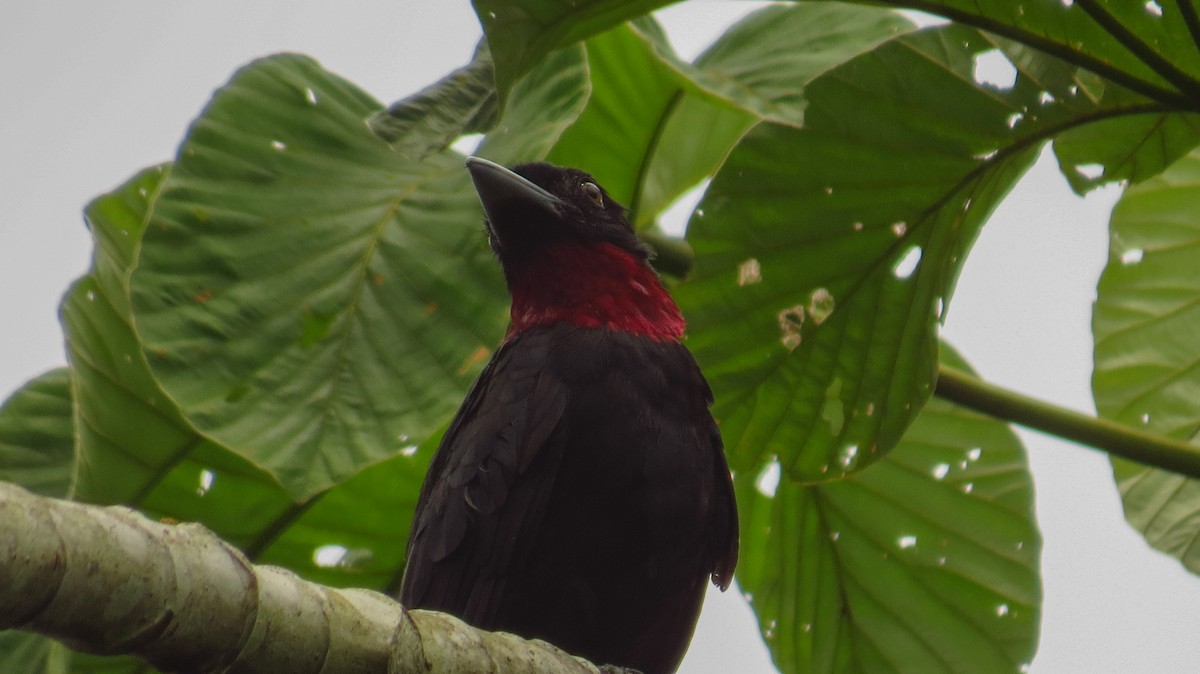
[[65, 168, 295, 552], [0, 632, 141, 673], [1054, 111, 1200, 193], [367, 35, 589, 165], [692, 4, 912, 126], [63, 170, 349, 674], [475, 43, 589, 165], [0, 369, 75, 498], [980, 36, 1200, 195], [844, 2, 1200, 196], [54, 116, 438, 667], [368, 41, 498, 159], [680, 17, 1191, 480], [472, 0, 675, 102], [69, 166, 211, 505], [837, 0, 1200, 106], [86, 164, 170, 317], [254, 427, 441, 591], [548, 5, 913, 229], [129, 54, 509, 499], [546, 18, 751, 226], [737, 342, 1041, 674], [53, 158, 429, 669], [1092, 147, 1200, 574], [679, 25, 1055, 480], [0, 634, 63, 674]]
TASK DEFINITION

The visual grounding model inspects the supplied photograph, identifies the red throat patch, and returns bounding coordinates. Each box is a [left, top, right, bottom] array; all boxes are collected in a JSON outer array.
[[506, 242, 685, 342]]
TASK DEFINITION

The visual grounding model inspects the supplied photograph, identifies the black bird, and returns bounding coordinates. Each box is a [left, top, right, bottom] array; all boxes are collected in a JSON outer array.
[[399, 157, 738, 673]]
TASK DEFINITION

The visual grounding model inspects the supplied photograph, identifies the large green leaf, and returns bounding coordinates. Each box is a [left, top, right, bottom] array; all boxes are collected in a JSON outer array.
[[0, 634, 65, 674], [737, 343, 1040, 674], [545, 17, 752, 226], [1023, 56, 1200, 196], [547, 5, 914, 229], [0, 631, 136, 674], [1054, 110, 1200, 193], [0, 632, 140, 674], [833, 1, 1200, 194], [479, 0, 1200, 113], [64, 167, 296, 551], [678, 15, 1194, 480], [471, 0, 675, 101], [679, 25, 1059, 479], [0, 369, 74, 498], [368, 41, 498, 159], [46, 153, 445, 670], [977, 35, 1200, 194], [475, 43, 590, 165], [1092, 147, 1200, 574], [254, 427, 441, 592], [130, 55, 510, 499], [85, 165, 169, 318], [836, 0, 1200, 106], [5, 165, 298, 674], [369, 36, 589, 166], [691, 4, 911, 126]]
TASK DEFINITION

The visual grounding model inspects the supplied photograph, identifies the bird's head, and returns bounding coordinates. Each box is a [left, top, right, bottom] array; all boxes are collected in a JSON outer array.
[[466, 157, 684, 342], [466, 157, 645, 263]]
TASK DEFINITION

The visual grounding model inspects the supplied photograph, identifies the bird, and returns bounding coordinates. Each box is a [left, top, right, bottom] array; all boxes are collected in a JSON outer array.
[[399, 156, 738, 674]]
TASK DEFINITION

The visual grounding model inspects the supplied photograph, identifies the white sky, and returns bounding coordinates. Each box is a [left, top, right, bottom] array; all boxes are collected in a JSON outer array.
[[2, 2, 1198, 672]]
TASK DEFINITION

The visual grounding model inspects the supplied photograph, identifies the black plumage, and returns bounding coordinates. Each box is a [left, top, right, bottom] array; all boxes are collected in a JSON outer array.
[[399, 158, 738, 674]]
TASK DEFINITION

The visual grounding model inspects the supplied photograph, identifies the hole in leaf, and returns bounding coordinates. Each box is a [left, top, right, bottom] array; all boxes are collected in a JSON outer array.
[[972, 49, 1017, 89], [892, 246, 923, 279], [754, 460, 781, 498]]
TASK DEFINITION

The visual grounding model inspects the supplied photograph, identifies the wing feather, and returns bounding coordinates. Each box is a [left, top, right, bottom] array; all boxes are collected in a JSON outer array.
[[399, 332, 568, 622]]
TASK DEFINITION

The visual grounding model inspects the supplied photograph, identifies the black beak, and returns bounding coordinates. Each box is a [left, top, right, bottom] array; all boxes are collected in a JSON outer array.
[[465, 157, 563, 236]]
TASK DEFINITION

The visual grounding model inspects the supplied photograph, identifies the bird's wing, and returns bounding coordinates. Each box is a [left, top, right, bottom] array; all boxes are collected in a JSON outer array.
[[708, 415, 739, 591], [399, 332, 568, 622]]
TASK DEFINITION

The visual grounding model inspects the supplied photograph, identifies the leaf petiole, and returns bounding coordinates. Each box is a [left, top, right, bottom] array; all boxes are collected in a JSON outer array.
[[935, 364, 1200, 479]]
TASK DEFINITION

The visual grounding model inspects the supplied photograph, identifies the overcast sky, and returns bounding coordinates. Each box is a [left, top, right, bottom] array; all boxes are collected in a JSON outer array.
[[2, 3, 1198, 672]]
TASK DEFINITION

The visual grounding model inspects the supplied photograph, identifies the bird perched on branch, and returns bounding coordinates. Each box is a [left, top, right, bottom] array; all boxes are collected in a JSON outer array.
[[399, 157, 738, 674]]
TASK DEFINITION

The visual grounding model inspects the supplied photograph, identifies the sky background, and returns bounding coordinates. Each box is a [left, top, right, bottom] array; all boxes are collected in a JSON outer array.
[[2, 2, 1198, 672]]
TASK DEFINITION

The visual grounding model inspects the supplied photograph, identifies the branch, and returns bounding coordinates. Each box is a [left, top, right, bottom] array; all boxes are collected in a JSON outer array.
[[935, 365, 1200, 479], [0, 481, 612, 674]]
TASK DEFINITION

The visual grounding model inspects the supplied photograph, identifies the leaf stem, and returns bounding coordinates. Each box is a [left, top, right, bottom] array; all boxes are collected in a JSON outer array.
[[630, 89, 683, 224], [935, 365, 1200, 479]]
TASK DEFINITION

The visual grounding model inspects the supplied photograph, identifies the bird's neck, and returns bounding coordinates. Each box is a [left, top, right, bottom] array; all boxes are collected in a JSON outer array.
[[506, 242, 685, 342]]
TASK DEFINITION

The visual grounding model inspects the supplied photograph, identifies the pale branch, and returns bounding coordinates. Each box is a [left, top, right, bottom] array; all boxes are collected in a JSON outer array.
[[0, 481, 613, 674], [935, 365, 1200, 479]]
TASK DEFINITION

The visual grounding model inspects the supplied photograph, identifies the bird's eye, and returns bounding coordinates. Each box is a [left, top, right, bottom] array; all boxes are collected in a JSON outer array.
[[581, 181, 604, 206]]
